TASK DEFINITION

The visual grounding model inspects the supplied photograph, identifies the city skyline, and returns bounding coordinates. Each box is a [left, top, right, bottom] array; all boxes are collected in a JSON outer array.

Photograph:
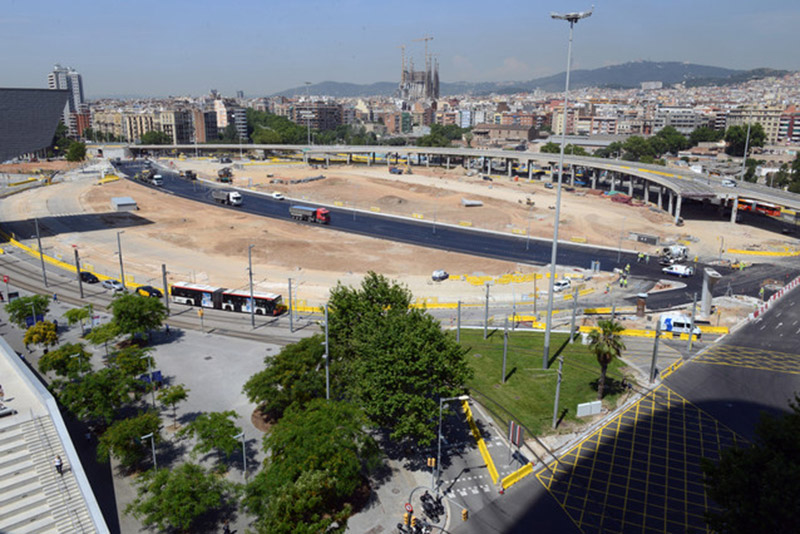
[[2, 0, 799, 98]]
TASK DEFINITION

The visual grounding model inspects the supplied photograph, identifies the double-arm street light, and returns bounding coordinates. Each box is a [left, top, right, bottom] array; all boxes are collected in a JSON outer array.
[[435, 394, 470, 491], [141, 432, 157, 470], [234, 432, 246, 480], [542, 6, 593, 370]]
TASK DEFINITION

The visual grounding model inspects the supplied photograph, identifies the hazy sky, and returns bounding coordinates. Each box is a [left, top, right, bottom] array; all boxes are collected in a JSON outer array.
[[2, 0, 798, 98]]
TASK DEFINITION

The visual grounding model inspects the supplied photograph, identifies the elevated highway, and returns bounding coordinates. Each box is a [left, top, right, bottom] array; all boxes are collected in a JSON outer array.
[[128, 143, 800, 223]]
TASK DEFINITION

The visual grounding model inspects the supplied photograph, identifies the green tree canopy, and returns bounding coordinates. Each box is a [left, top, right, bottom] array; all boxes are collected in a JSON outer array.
[[64, 305, 93, 335], [24, 321, 58, 350], [588, 319, 626, 400], [110, 293, 167, 341], [66, 141, 87, 162], [157, 384, 189, 427], [540, 142, 561, 154], [245, 400, 378, 531], [38, 342, 91, 378], [97, 411, 161, 467], [242, 334, 326, 422], [702, 395, 800, 534], [140, 130, 172, 145], [6, 295, 50, 328], [177, 410, 242, 460], [689, 126, 724, 146], [654, 126, 688, 155], [725, 123, 766, 157], [126, 463, 232, 533], [328, 272, 473, 444], [107, 346, 153, 379], [58, 367, 139, 425], [621, 136, 655, 161], [594, 141, 624, 159]]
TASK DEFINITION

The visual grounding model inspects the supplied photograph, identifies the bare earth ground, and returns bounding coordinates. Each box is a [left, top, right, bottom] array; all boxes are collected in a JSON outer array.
[[0, 161, 81, 174], [1, 158, 792, 310]]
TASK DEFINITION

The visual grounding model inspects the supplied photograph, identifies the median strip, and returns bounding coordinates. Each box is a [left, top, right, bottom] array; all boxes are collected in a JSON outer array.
[[462, 399, 499, 484]]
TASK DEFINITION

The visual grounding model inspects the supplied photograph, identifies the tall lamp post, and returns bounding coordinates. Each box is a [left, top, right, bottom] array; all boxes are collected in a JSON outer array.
[[435, 395, 470, 491], [248, 244, 255, 328], [234, 432, 246, 480], [116, 231, 126, 290], [304, 82, 312, 147], [141, 432, 157, 470], [739, 122, 751, 182], [542, 6, 593, 370]]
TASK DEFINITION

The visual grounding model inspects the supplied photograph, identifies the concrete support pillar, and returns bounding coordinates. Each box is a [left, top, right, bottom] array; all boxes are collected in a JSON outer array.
[[508, 159, 513, 178], [325, 155, 330, 167], [674, 194, 683, 225], [570, 166, 575, 186], [610, 173, 616, 192], [426, 154, 430, 167], [591, 169, 597, 189], [628, 177, 634, 196], [368, 153, 372, 166], [701, 268, 722, 317], [730, 195, 739, 223], [658, 187, 663, 209], [347, 153, 351, 165], [446, 156, 450, 169], [528, 161, 533, 181], [668, 191, 673, 214]]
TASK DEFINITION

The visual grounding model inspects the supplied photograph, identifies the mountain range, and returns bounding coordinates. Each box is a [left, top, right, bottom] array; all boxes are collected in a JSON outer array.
[[272, 61, 790, 98]]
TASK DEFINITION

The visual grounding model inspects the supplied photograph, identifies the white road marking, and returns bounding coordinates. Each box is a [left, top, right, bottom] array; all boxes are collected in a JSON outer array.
[[793, 320, 799, 326], [470, 487, 480, 495], [760, 324, 766, 330], [777, 322, 783, 329]]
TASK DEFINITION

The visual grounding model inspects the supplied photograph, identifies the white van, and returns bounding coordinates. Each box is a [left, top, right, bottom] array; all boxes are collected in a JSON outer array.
[[659, 313, 701, 338], [150, 174, 164, 186]]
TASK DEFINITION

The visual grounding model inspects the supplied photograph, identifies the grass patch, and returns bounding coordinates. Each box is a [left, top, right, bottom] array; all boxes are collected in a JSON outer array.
[[459, 328, 628, 436]]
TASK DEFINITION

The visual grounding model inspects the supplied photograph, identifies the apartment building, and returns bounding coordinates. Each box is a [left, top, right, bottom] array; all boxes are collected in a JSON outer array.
[[778, 105, 800, 144], [652, 107, 712, 134], [726, 104, 784, 144], [292, 101, 343, 131], [158, 110, 194, 144]]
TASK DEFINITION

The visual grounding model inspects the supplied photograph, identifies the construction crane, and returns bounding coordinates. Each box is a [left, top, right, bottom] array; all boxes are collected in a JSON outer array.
[[397, 44, 406, 83], [412, 35, 434, 71]]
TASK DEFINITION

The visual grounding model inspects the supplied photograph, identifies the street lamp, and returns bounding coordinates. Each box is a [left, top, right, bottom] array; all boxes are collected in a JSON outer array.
[[234, 432, 246, 480], [304, 82, 312, 147], [141, 432, 157, 470], [248, 244, 255, 328], [739, 122, 751, 182], [116, 231, 126, 290], [542, 6, 593, 370], [435, 395, 470, 491], [140, 353, 156, 410]]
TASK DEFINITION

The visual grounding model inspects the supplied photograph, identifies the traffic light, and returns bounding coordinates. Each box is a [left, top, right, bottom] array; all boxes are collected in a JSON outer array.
[[403, 513, 410, 526], [411, 516, 418, 527], [462, 508, 469, 521], [427, 457, 436, 468]]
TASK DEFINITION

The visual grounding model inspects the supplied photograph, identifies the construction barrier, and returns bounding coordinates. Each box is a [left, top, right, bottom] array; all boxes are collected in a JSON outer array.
[[9, 177, 39, 187], [583, 306, 636, 315], [501, 462, 534, 491], [726, 248, 800, 257], [748, 275, 800, 322], [463, 400, 499, 484], [97, 174, 120, 185]]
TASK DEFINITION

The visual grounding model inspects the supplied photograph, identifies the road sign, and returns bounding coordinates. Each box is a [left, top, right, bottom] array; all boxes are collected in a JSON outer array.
[[508, 421, 523, 447], [2, 275, 8, 283], [404, 502, 413, 513]]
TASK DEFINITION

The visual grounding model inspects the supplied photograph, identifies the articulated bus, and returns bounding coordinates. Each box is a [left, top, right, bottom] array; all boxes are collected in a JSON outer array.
[[738, 199, 781, 217], [170, 282, 284, 316]]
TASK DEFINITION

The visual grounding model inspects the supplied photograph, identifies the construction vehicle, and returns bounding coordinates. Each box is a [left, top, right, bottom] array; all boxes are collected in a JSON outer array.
[[211, 189, 242, 206], [179, 170, 197, 180], [139, 168, 155, 182], [389, 166, 403, 175], [217, 167, 233, 183], [289, 205, 330, 224]]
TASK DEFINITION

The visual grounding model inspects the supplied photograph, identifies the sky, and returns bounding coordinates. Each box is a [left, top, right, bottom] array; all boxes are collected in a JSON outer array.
[[2, 0, 799, 98]]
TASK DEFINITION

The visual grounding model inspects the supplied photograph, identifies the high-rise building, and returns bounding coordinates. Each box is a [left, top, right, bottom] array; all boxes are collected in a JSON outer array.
[[47, 64, 85, 137]]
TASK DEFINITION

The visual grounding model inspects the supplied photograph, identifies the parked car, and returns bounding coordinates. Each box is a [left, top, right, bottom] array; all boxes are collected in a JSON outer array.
[[721, 178, 737, 188], [271, 192, 285, 201], [432, 270, 449, 282], [80, 271, 99, 284], [102, 279, 125, 292], [553, 279, 572, 292], [136, 285, 163, 298], [219, 157, 232, 163], [544, 182, 554, 189], [482, 175, 493, 182], [658, 255, 675, 266], [662, 264, 695, 278]]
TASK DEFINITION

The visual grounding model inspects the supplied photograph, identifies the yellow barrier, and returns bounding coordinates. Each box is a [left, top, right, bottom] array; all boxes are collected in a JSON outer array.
[[370, 207, 381, 213], [698, 325, 728, 334], [726, 248, 800, 257], [512, 229, 526, 235], [463, 400, 499, 484], [412, 213, 424, 219], [333, 201, 344, 207], [97, 175, 120, 185], [582, 306, 636, 315], [9, 177, 38, 187], [570, 236, 587, 243], [458, 221, 473, 227], [501, 463, 534, 490]]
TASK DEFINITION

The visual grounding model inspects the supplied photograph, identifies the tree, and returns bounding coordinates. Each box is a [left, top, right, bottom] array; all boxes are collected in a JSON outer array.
[[540, 142, 561, 154], [594, 141, 624, 159], [588, 319, 626, 400], [38, 343, 92, 378], [97, 411, 161, 467], [621, 136, 655, 161], [245, 400, 379, 532], [654, 126, 688, 155], [177, 410, 241, 461], [6, 295, 50, 328], [24, 321, 58, 351], [689, 126, 724, 146], [58, 367, 139, 425], [65, 305, 92, 335], [242, 334, 326, 422], [109, 293, 167, 341], [158, 384, 189, 428], [702, 395, 800, 534], [107, 346, 153, 379], [219, 124, 239, 142], [126, 463, 232, 533], [66, 141, 87, 162], [328, 272, 473, 444], [140, 130, 172, 145], [84, 321, 121, 357], [725, 123, 766, 157]]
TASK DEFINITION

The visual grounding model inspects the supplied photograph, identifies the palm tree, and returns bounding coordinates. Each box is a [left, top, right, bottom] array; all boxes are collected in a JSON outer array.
[[588, 319, 626, 400]]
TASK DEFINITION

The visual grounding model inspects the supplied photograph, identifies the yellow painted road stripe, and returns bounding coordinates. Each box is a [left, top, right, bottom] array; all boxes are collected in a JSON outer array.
[[463, 400, 499, 484]]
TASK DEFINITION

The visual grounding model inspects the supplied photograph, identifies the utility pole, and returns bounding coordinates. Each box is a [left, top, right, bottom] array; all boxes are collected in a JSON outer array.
[[552, 355, 564, 429], [502, 318, 508, 383], [484, 283, 490, 339], [117, 231, 126, 290], [456, 300, 461, 343], [687, 292, 698, 353], [161, 264, 170, 315], [74, 247, 83, 299], [34, 218, 48, 287], [248, 245, 255, 328], [739, 122, 751, 182], [569, 286, 578, 343], [650, 322, 661, 383], [288, 277, 294, 333], [324, 304, 330, 400]]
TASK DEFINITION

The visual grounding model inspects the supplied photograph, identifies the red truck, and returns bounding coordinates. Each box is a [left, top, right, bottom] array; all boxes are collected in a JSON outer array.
[[289, 205, 330, 224]]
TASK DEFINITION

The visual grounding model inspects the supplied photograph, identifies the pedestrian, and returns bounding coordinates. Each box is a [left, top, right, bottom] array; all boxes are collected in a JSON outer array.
[[625, 263, 630, 273], [54, 455, 63, 476], [619, 277, 624, 288], [623, 277, 628, 289], [52, 293, 57, 302], [223, 520, 231, 534], [0, 383, 4, 400], [645, 253, 650, 264], [165, 323, 170, 336], [53, 319, 58, 332]]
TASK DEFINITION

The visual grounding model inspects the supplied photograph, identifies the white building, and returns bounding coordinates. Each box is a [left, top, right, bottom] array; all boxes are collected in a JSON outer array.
[[47, 64, 85, 137]]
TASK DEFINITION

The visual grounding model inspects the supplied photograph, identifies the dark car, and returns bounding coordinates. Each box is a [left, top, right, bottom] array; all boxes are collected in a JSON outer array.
[[80, 271, 99, 284], [136, 285, 163, 298]]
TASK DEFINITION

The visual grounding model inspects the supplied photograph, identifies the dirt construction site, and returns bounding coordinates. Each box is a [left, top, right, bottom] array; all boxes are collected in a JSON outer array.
[[0, 157, 791, 324]]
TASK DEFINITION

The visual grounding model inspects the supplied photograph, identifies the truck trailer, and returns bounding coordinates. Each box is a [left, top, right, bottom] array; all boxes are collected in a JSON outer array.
[[211, 190, 243, 206], [217, 167, 233, 183], [289, 205, 330, 224]]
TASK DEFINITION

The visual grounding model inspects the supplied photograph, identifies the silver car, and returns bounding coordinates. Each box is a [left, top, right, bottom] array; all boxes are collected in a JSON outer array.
[[102, 279, 125, 292]]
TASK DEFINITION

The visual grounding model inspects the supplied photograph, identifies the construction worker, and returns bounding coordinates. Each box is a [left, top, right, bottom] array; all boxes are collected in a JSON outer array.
[[759, 286, 765, 301], [645, 253, 650, 264], [625, 263, 631, 274], [623, 277, 628, 288]]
